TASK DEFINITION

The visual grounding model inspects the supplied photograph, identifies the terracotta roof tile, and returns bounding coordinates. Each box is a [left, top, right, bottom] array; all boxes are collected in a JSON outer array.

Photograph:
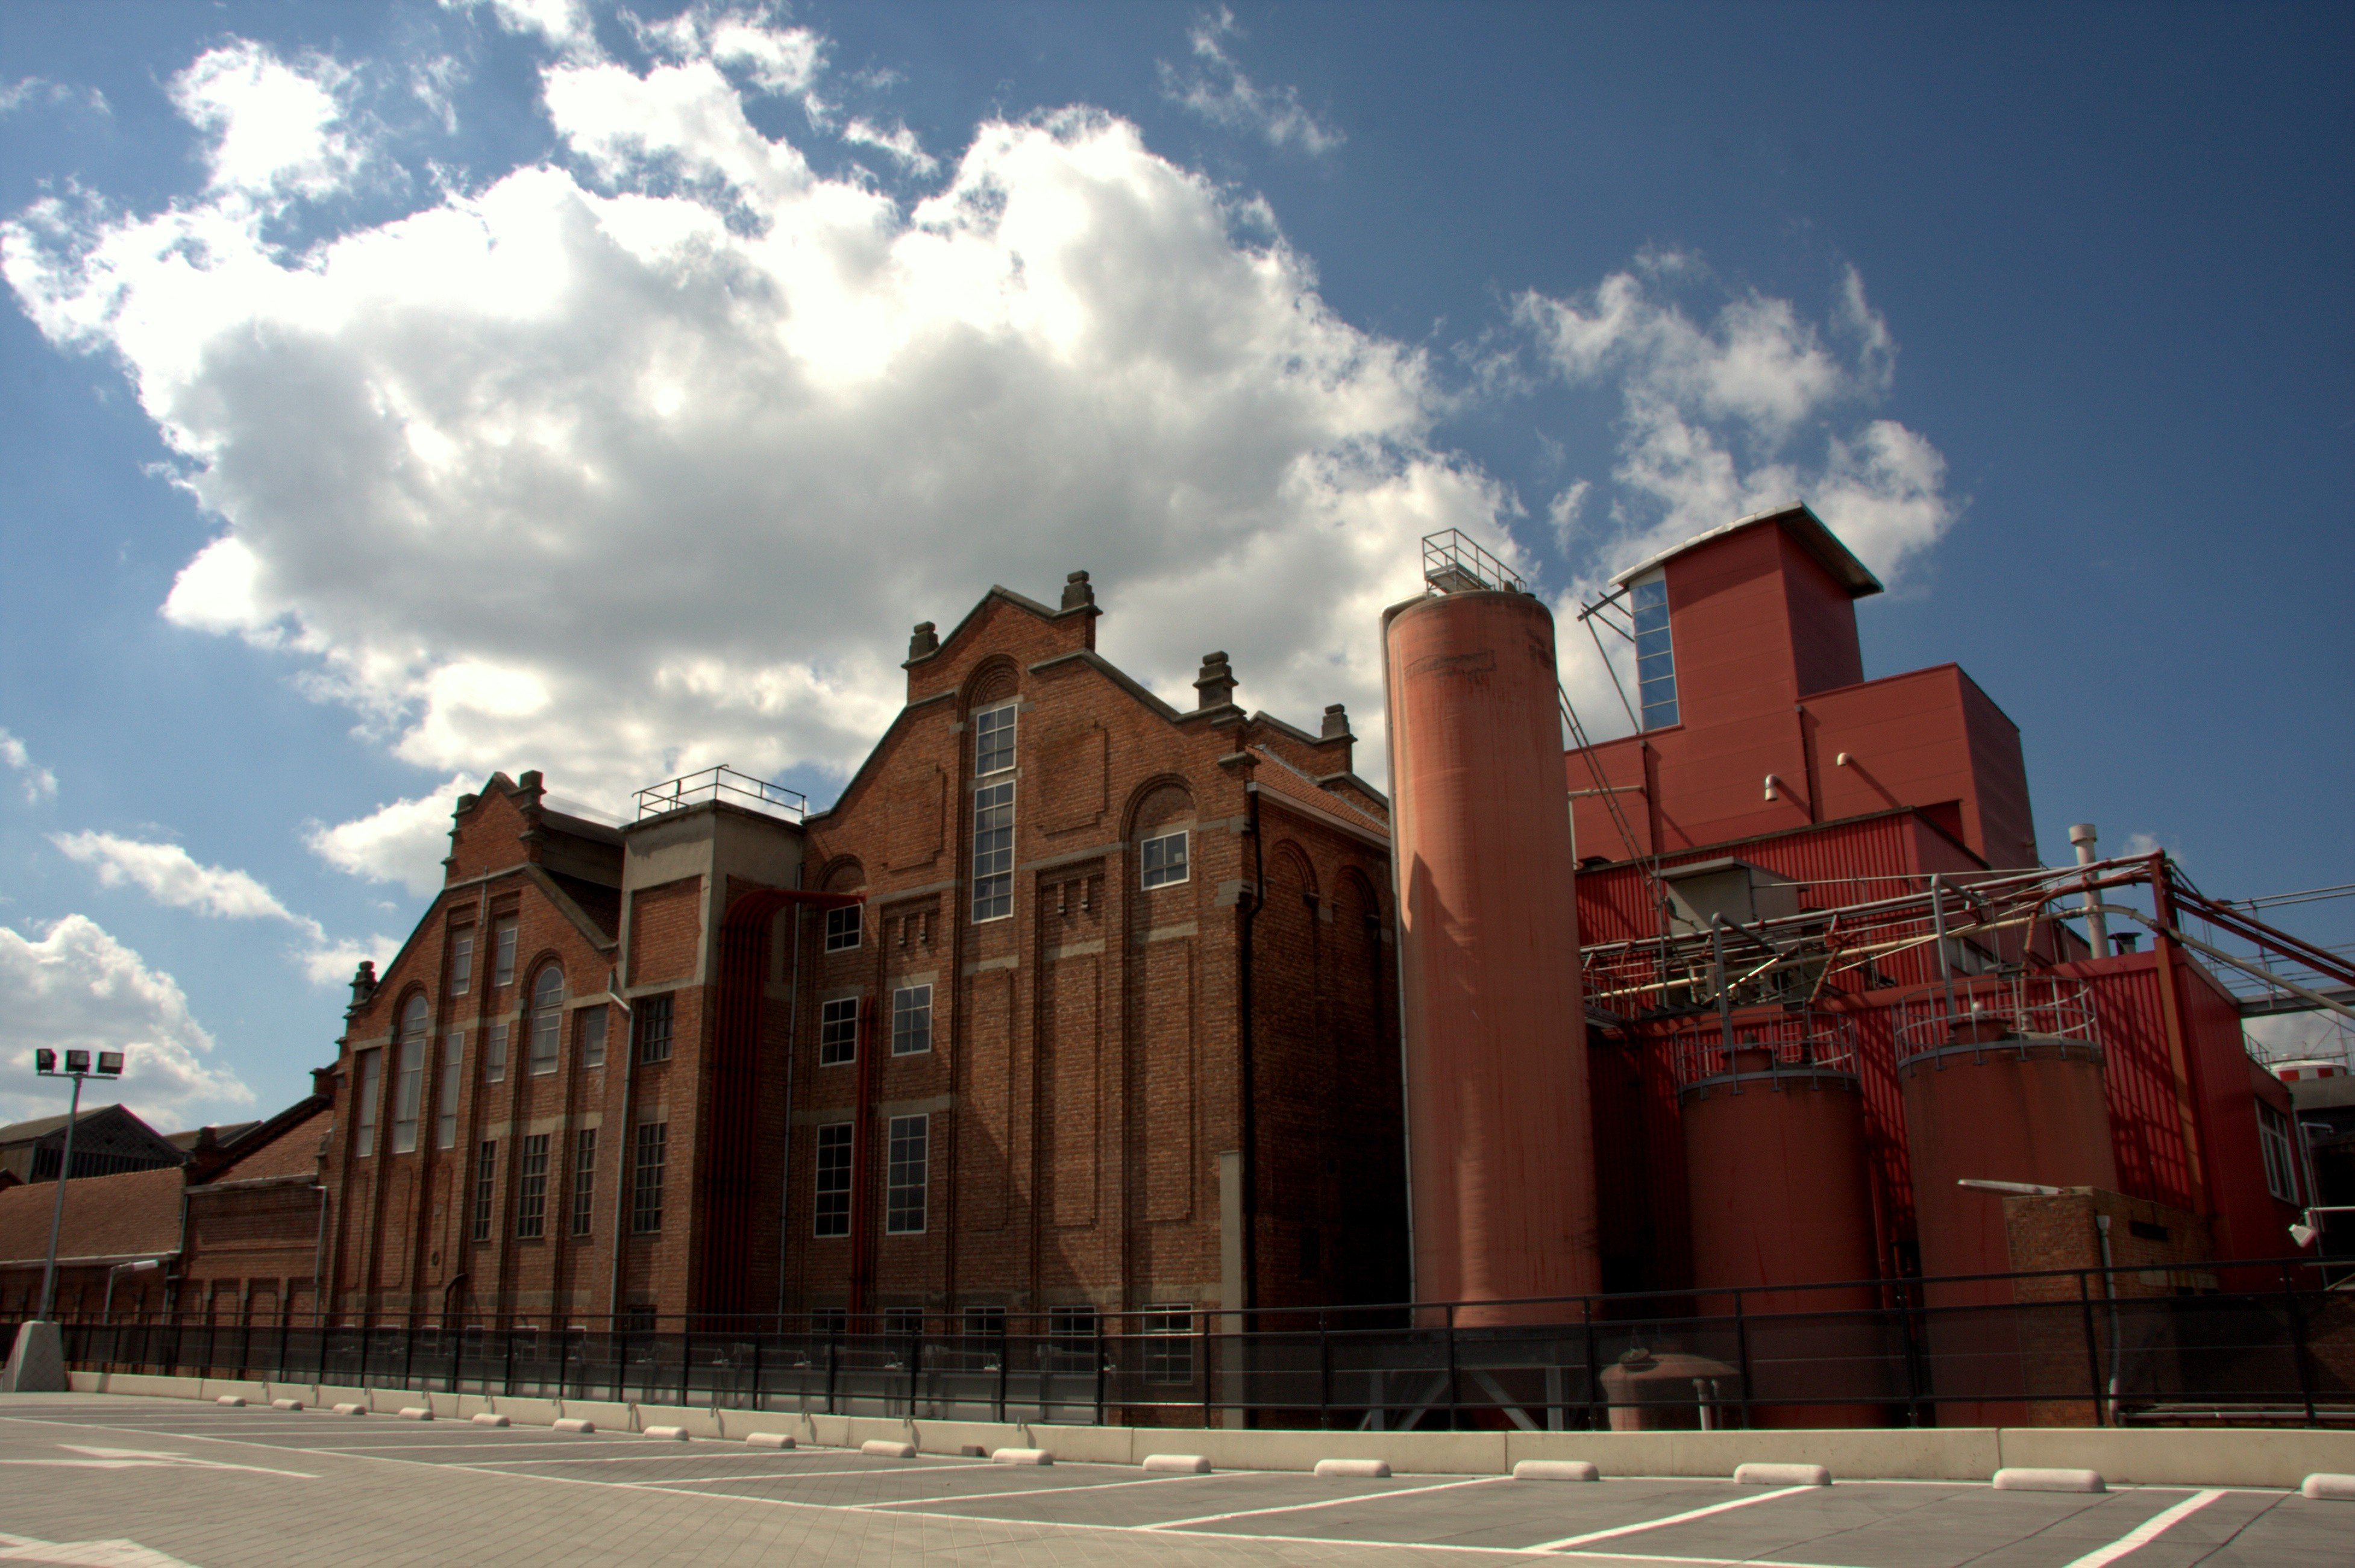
[[0, 1165, 183, 1265]]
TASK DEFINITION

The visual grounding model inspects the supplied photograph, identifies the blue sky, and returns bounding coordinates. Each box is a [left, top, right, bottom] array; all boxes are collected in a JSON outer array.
[[1, 1, 2348, 1129]]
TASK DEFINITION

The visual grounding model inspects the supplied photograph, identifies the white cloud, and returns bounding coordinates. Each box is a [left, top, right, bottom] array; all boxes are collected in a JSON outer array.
[[304, 774, 470, 896], [169, 42, 359, 200], [1160, 7, 1343, 154], [451, 0, 600, 60], [1, 727, 57, 803], [7, 28, 1506, 830], [842, 118, 937, 177], [2118, 830, 2164, 859], [0, 915, 253, 1127], [1, 78, 108, 117], [50, 831, 397, 987], [1547, 479, 1591, 556], [2247, 1009, 2354, 1066]]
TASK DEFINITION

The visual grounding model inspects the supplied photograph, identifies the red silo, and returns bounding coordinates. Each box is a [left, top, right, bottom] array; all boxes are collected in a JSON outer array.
[[1899, 985, 2118, 1424], [1382, 587, 1598, 1325], [1681, 1030, 1884, 1427]]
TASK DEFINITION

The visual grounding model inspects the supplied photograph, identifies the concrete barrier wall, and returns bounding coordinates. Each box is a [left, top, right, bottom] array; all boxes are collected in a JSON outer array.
[[62, 1372, 2353, 1488]]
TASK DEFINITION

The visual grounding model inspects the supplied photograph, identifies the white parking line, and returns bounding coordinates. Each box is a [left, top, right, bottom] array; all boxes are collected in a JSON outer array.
[[1530, 1485, 1814, 1552], [854, 1472, 1225, 1511], [625, 1467, 902, 1485], [2058, 1490, 2226, 1568], [465, 1452, 867, 1467], [1142, 1475, 1509, 1531]]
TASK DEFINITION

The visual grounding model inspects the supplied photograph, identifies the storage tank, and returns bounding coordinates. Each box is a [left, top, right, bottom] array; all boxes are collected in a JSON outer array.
[[1899, 996, 2116, 1424], [1382, 588, 1598, 1325], [1681, 1036, 1883, 1427]]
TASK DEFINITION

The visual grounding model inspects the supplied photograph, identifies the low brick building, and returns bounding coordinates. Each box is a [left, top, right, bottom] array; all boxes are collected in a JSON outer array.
[[314, 571, 1408, 1332], [0, 1165, 183, 1321]]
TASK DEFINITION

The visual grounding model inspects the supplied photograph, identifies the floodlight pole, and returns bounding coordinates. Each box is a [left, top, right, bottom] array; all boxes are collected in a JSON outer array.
[[37, 1072, 86, 1321]]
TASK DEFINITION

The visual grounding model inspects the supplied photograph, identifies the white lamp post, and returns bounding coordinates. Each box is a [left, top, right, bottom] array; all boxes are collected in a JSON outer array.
[[2, 1047, 125, 1393]]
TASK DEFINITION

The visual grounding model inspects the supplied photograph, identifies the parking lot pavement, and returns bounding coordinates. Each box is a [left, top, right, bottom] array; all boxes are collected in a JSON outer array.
[[1, 1394, 2346, 1567]]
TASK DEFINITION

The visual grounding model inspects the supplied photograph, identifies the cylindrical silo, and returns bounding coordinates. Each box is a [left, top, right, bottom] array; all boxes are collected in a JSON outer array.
[[1900, 1011, 2117, 1425], [1382, 589, 1597, 1326], [1682, 1045, 1882, 1427]]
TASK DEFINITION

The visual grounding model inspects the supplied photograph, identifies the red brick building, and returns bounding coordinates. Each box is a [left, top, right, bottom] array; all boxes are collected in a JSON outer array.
[[315, 572, 1406, 1328]]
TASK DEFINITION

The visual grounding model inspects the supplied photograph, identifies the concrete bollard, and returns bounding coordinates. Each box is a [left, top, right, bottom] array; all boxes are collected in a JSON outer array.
[[271, 1398, 304, 1411], [861, 1439, 918, 1459], [398, 1407, 433, 1421], [2301, 1473, 2355, 1501], [1994, 1467, 2105, 1494], [1314, 1458, 1391, 1479], [992, 1448, 1053, 1466], [745, 1432, 795, 1449], [553, 1418, 595, 1434], [1143, 1454, 1213, 1475], [643, 1426, 689, 1441], [215, 1395, 246, 1406], [1514, 1460, 1601, 1482], [1734, 1463, 1830, 1487], [471, 1413, 511, 1428], [332, 1403, 366, 1416]]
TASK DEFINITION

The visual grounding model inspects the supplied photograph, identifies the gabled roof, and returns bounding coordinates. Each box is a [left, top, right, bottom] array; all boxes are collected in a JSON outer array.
[[1610, 501, 1884, 598], [1248, 745, 1391, 843], [0, 1164, 183, 1265], [0, 1103, 168, 1150]]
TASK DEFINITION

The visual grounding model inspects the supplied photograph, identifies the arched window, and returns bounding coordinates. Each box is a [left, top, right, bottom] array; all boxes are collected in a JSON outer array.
[[529, 965, 565, 1077], [391, 994, 429, 1153]]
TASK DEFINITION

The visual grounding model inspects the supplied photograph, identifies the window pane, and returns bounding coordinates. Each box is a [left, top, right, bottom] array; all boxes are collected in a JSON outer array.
[[571, 1127, 597, 1237], [436, 1033, 464, 1149], [516, 1134, 550, 1239], [635, 994, 674, 1064], [886, 1114, 927, 1234], [973, 781, 1014, 922], [530, 970, 563, 1076], [814, 1123, 853, 1237], [580, 1008, 606, 1070], [487, 1022, 508, 1083], [353, 1050, 382, 1157], [1142, 830, 1189, 889], [892, 985, 932, 1056], [472, 1141, 497, 1241], [820, 997, 859, 1065], [450, 930, 474, 994], [391, 1038, 424, 1155], [494, 921, 517, 987], [825, 905, 862, 952], [632, 1123, 666, 1234], [974, 703, 1016, 776]]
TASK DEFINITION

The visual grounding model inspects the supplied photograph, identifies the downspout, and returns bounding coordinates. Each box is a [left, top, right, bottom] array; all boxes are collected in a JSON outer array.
[[2095, 1212, 2123, 1424], [606, 968, 638, 1319], [774, 897, 804, 1327], [1239, 783, 1263, 1319], [312, 1184, 330, 1325]]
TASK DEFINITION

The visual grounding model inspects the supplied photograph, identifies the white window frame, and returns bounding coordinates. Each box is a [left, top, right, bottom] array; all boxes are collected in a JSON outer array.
[[353, 1049, 383, 1158], [1141, 1303, 1194, 1385], [493, 920, 518, 988], [824, 903, 862, 953], [436, 1032, 464, 1150], [450, 928, 474, 995], [814, 1123, 853, 1238], [486, 1021, 509, 1083], [973, 780, 1015, 923], [1630, 569, 1679, 731], [892, 984, 933, 1056], [1141, 829, 1190, 889], [819, 996, 859, 1066], [2257, 1100, 2300, 1205], [528, 966, 565, 1076], [580, 1006, 606, 1070], [974, 701, 1017, 776], [886, 1114, 929, 1235]]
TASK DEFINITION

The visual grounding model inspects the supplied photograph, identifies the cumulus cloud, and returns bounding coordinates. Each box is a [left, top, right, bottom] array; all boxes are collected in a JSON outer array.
[[51, 831, 397, 986], [170, 42, 360, 200], [304, 774, 470, 896], [1160, 7, 1343, 154], [452, 0, 601, 60], [5, 24, 1504, 848], [0, 915, 252, 1127], [1, 727, 57, 803]]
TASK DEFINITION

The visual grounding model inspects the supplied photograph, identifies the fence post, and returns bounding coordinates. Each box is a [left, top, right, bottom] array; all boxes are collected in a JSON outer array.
[[1582, 1297, 1602, 1431], [1733, 1290, 1753, 1430], [2283, 1262, 2317, 1429], [750, 1332, 764, 1413], [2077, 1273, 2104, 1427], [824, 1328, 838, 1416], [278, 1311, 292, 1384], [680, 1322, 694, 1409], [1200, 1311, 1213, 1429], [1443, 1303, 1458, 1431], [996, 1320, 1009, 1424], [557, 1322, 571, 1402], [1895, 1279, 1925, 1427], [1093, 1317, 1106, 1428], [1318, 1311, 1332, 1431]]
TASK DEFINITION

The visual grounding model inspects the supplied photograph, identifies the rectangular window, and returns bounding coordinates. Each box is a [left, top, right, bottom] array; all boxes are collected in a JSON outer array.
[[1631, 572, 1679, 730], [883, 1306, 923, 1341], [814, 1123, 853, 1237], [972, 780, 1015, 922], [824, 903, 862, 953], [632, 1122, 666, 1234], [390, 1036, 424, 1154], [450, 928, 474, 995], [436, 1033, 464, 1149], [486, 1021, 509, 1083], [580, 1007, 606, 1070], [635, 994, 674, 1064], [1141, 829, 1189, 889], [2257, 1101, 2300, 1204], [819, 996, 859, 1066], [1048, 1304, 1097, 1370], [571, 1128, 597, 1238], [974, 701, 1017, 776], [886, 1114, 928, 1235], [891, 985, 932, 1056], [811, 1306, 847, 1337], [472, 1140, 497, 1241], [353, 1050, 383, 1158], [493, 920, 518, 988], [516, 1133, 550, 1240], [529, 1000, 561, 1077], [1143, 1304, 1194, 1385]]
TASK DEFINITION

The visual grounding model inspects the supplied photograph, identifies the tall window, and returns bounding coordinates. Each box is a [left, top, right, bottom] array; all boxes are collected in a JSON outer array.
[[814, 1123, 853, 1237], [974, 701, 1017, 776], [472, 1141, 497, 1241], [891, 985, 932, 1056], [1143, 1305, 1194, 1385], [632, 1122, 666, 1234], [392, 996, 428, 1154], [636, 994, 674, 1064], [824, 904, 862, 953], [436, 1032, 464, 1149], [493, 919, 518, 988], [580, 1006, 607, 1070], [2257, 1101, 2301, 1204], [516, 1133, 550, 1239], [820, 997, 859, 1065], [353, 1049, 383, 1158], [973, 781, 1015, 922], [450, 927, 474, 995], [886, 1114, 928, 1234], [486, 1021, 509, 1083], [1631, 572, 1679, 730], [1049, 1304, 1097, 1370], [571, 1128, 597, 1237], [529, 966, 565, 1076], [1141, 830, 1189, 889]]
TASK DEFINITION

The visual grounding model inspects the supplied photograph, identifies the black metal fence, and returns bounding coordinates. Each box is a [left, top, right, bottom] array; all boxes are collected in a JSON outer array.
[[27, 1259, 2354, 1431]]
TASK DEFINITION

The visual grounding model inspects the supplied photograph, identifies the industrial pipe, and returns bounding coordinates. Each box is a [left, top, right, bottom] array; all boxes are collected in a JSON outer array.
[[2069, 824, 2108, 957]]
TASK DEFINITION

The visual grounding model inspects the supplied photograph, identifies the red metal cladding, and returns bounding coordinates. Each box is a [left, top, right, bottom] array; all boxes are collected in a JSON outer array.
[[1384, 589, 1598, 1322]]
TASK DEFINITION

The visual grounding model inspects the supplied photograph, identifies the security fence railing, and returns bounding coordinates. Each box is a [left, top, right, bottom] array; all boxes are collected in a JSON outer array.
[[24, 1258, 2353, 1431]]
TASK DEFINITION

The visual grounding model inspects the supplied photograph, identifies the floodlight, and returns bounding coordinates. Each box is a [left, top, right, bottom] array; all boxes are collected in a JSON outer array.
[[96, 1051, 124, 1077], [64, 1049, 90, 1074], [2289, 1221, 2318, 1249], [36, 1049, 55, 1074]]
